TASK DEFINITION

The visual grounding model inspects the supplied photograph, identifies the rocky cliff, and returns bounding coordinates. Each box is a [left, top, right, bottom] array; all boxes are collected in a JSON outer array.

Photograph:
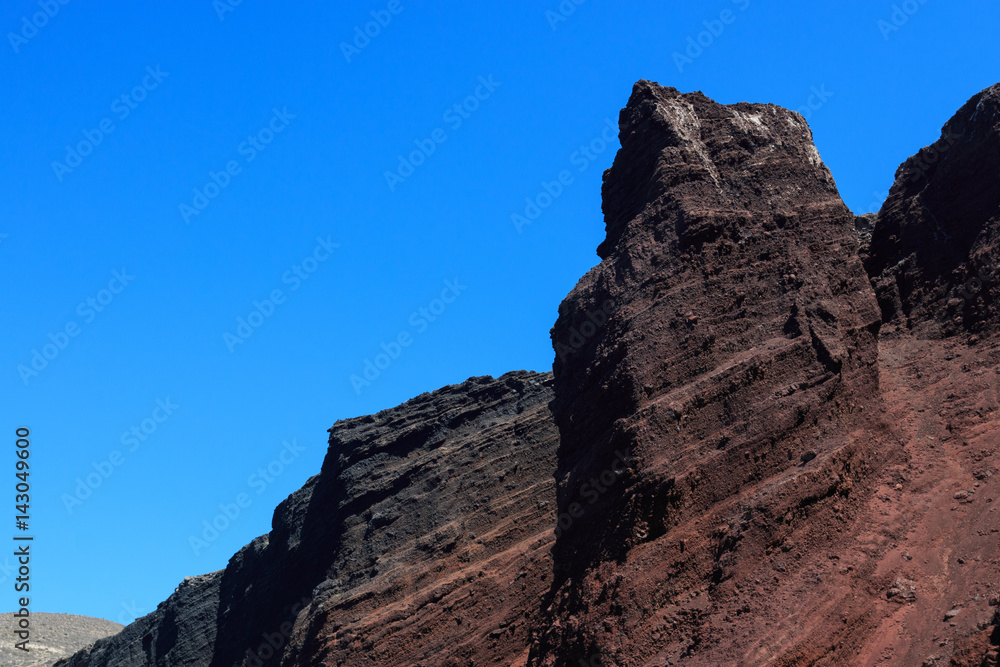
[[59, 81, 1000, 667], [867, 83, 1000, 338], [57, 371, 558, 667], [531, 81, 1000, 666], [535, 81, 894, 665]]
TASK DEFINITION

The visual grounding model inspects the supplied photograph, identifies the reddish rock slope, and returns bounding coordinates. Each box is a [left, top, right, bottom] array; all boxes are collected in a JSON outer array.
[[284, 371, 558, 667]]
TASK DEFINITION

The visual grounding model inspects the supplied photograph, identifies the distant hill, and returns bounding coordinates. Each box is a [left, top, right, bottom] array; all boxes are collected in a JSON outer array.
[[0, 612, 123, 667]]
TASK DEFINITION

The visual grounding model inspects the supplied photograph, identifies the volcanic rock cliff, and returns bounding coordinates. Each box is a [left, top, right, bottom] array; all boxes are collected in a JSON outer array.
[[57, 371, 559, 667], [867, 83, 1000, 337], [532, 81, 1000, 666], [535, 81, 893, 665], [59, 81, 1000, 667]]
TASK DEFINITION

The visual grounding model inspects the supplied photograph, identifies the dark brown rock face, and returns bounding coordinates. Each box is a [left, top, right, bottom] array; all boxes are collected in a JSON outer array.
[[528, 80, 1000, 667], [285, 371, 558, 666], [866, 83, 1000, 337], [58, 371, 558, 667], [534, 80, 893, 665]]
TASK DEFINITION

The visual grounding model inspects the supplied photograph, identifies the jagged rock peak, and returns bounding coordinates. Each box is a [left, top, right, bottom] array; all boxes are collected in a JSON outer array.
[[866, 81, 1000, 336], [599, 79, 843, 259], [536, 81, 886, 665]]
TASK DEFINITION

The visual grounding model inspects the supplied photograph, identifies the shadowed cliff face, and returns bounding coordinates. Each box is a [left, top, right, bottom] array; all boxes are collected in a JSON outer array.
[[284, 371, 558, 667], [54, 572, 222, 666], [867, 83, 1000, 337]]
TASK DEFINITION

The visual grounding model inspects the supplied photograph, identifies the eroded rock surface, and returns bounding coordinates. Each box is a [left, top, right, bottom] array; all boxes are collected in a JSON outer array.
[[534, 80, 893, 666], [59, 371, 558, 667], [867, 83, 1000, 337]]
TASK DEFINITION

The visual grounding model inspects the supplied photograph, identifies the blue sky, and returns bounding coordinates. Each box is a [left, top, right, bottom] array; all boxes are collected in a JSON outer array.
[[1, 0, 997, 623]]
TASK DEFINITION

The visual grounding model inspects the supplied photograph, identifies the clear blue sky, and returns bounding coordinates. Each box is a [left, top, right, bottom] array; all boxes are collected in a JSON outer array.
[[1, 0, 997, 623]]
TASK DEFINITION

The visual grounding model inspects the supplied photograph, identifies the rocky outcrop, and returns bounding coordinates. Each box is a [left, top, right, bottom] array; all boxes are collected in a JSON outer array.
[[533, 80, 893, 665], [529, 80, 1000, 666], [58, 371, 558, 667], [283, 371, 558, 667], [847, 82, 1000, 667], [54, 572, 220, 666], [866, 83, 1000, 337]]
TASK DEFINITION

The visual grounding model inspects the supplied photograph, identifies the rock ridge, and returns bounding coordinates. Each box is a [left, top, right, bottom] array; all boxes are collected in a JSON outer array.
[[59, 80, 1000, 667]]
